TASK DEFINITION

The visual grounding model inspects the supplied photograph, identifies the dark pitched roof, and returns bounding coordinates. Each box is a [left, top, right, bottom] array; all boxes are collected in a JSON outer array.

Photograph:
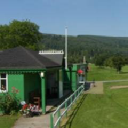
[[0, 46, 61, 70], [40, 54, 64, 65]]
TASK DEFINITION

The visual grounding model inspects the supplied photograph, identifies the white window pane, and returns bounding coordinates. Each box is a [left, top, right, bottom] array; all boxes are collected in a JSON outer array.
[[1, 80, 6, 90]]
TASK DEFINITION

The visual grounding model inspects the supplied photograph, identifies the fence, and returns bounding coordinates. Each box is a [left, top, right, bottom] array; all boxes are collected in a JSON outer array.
[[50, 84, 85, 128]]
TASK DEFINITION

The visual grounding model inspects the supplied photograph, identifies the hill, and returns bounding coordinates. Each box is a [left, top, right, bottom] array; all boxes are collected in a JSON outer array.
[[41, 34, 128, 63]]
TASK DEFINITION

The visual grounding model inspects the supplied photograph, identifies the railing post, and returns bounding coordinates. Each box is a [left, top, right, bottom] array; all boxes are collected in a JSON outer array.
[[65, 99, 67, 117], [70, 95, 73, 109], [76, 90, 78, 99], [79, 87, 81, 95], [58, 108, 61, 127], [75, 91, 77, 101], [80, 87, 83, 93], [80, 86, 81, 93], [78, 88, 80, 96], [82, 82, 85, 90], [50, 114, 54, 128]]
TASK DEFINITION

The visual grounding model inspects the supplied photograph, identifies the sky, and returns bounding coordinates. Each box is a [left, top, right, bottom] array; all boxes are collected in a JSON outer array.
[[0, 0, 128, 37]]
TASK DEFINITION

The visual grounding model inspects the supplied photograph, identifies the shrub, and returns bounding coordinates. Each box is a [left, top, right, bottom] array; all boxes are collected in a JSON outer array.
[[0, 87, 20, 114]]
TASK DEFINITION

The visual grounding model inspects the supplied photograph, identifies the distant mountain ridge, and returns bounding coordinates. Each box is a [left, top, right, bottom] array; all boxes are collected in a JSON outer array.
[[41, 34, 128, 63]]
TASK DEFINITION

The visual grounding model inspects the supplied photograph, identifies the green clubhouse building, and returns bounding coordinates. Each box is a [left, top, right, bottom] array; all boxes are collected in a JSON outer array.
[[0, 46, 87, 114]]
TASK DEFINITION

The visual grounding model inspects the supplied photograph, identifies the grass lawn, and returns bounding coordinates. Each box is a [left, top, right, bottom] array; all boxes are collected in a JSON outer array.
[[62, 82, 128, 128], [87, 64, 128, 81], [0, 114, 20, 128]]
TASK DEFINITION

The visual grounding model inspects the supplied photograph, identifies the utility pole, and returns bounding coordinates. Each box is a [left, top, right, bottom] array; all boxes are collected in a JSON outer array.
[[83, 56, 86, 64], [65, 27, 68, 70]]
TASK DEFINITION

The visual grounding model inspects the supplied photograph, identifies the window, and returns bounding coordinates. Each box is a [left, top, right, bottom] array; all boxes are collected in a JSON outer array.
[[0, 74, 8, 93]]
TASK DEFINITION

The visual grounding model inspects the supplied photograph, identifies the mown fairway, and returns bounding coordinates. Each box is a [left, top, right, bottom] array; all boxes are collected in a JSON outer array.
[[87, 64, 128, 81], [62, 82, 128, 128]]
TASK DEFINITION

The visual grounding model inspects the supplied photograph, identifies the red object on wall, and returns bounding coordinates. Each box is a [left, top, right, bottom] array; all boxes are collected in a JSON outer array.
[[77, 69, 83, 74]]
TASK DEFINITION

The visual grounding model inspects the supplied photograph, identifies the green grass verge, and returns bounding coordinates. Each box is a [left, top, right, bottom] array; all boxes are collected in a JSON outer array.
[[0, 113, 20, 128], [87, 64, 128, 81], [62, 82, 128, 128], [60, 94, 85, 128], [104, 81, 128, 87]]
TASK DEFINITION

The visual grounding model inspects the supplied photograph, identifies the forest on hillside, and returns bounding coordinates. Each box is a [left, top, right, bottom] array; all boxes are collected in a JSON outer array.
[[1, 20, 128, 68], [41, 34, 128, 63]]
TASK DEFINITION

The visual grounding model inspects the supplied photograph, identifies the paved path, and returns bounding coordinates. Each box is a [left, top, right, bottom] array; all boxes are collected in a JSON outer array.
[[88, 80, 128, 83], [110, 85, 128, 89], [84, 82, 103, 94], [13, 104, 57, 128], [13, 113, 50, 128], [13, 92, 71, 128]]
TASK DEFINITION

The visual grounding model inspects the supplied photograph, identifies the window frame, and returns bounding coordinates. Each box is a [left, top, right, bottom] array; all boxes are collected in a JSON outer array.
[[0, 74, 8, 93]]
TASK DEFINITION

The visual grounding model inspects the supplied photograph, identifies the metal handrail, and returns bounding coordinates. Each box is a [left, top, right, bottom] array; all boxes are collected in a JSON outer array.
[[50, 84, 85, 128]]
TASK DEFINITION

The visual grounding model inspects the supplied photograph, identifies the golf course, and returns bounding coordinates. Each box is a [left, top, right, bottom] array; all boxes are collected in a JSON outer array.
[[61, 64, 128, 128]]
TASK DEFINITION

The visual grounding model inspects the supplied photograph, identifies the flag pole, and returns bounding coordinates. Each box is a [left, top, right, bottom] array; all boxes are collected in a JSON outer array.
[[65, 27, 68, 70]]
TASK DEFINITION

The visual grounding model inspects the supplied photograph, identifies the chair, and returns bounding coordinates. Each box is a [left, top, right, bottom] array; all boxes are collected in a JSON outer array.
[[33, 97, 41, 108]]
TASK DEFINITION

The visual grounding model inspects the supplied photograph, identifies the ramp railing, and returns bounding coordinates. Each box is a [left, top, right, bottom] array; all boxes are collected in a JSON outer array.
[[50, 84, 84, 128]]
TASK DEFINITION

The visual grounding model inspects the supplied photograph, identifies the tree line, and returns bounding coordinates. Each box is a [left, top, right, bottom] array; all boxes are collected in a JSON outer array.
[[0, 20, 42, 50], [95, 55, 128, 73], [1, 20, 128, 72]]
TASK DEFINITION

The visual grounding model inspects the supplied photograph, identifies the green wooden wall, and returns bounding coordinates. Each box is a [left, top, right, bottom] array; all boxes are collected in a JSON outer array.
[[63, 64, 87, 92], [8, 74, 24, 100], [24, 73, 41, 103], [63, 68, 72, 90], [71, 65, 78, 91], [5, 73, 41, 103]]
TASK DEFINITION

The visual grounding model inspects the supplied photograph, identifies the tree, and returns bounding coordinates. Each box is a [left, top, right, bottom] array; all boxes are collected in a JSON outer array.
[[0, 25, 10, 49], [94, 54, 108, 67], [0, 20, 42, 50], [105, 56, 126, 73]]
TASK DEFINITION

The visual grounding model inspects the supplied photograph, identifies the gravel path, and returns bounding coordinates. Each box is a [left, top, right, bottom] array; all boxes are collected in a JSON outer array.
[[13, 113, 51, 128], [110, 85, 128, 89], [84, 82, 104, 94]]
